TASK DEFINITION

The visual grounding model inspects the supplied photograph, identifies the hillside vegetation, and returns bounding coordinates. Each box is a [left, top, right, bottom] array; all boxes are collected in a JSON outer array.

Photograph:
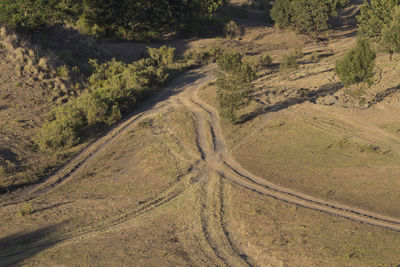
[[1, 0, 400, 266]]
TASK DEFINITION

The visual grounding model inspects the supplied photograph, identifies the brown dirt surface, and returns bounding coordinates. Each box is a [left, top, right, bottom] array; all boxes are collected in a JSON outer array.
[[2, 0, 400, 265]]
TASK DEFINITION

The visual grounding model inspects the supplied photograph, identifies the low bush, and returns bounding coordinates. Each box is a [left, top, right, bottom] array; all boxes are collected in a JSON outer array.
[[36, 46, 176, 151], [217, 51, 243, 73], [184, 47, 223, 65], [184, 47, 222, 65], [279, 53, 298, 73], [35, 105, 86, 151]]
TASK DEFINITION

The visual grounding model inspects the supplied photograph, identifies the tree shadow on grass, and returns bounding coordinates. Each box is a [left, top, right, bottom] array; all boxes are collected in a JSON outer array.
[[0, 222, 66, 266], [368, 84, 400, 107], [238, 82, 343, 124]]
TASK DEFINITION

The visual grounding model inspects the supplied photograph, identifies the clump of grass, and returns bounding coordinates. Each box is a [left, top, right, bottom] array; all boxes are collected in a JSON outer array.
[[19, 202, 33, 216], [292, 46, 303, 58], [310, 51, 320, 63], [139, 118, 153, 128]]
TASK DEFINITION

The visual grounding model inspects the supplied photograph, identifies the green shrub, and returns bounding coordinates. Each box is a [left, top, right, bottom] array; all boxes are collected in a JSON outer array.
[[57, 65, 70, 79], [279, 54, 299, 73], [147, 46, 176, 67], [36, 105, 86, 151], [19, 202, 33, 216], [36, 46, 175, 151], [217, 51, 242, 73], [335, 38, 376, 87]]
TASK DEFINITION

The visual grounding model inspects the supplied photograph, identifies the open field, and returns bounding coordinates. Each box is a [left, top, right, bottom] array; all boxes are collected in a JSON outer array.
[[1, 0, 400, 265]]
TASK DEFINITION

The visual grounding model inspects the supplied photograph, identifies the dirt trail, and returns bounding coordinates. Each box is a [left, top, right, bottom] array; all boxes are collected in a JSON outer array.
[[2, 66, 400, 262]]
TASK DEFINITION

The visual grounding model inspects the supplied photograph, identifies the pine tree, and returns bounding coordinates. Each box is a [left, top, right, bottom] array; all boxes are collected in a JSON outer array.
[[357, 0, 400, 38], [335, 38, 376, 87], [381, 6, 400, 56]]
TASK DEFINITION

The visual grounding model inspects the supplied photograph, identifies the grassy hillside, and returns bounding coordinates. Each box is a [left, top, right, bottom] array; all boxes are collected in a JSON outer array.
[[1, 0, 400, 265]]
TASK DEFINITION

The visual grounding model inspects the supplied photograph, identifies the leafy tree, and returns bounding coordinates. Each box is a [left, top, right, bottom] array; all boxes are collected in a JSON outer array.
[[0, 0, 224, 39], [216, 52, 255, 123], [216, 75, 251, 123], [335, 38, 376, 87], [270, 0, 349, 34], [270, 0, 292, 28], [357, 0, 400, 38], [381, 6, 400, 55], [0, 0, 71, 30], [289, 0, 334, 33]]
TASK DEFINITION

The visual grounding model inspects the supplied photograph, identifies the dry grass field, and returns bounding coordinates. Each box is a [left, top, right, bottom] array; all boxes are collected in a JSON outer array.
[[1, 0, 400, 266]]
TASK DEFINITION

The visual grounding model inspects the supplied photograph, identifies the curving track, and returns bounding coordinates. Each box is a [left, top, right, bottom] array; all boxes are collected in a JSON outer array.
[[2, 65, 400, 265]]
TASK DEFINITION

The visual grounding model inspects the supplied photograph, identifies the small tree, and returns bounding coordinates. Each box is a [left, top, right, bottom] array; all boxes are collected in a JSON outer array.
[[381, 6, 400, 57], [216, 51, 255, 123], [216, 75, 251, 123], [335, 38, 376, 87]]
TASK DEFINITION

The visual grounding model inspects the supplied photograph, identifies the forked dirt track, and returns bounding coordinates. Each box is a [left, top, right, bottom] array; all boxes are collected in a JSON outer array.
[[1, 66, 400, 263]]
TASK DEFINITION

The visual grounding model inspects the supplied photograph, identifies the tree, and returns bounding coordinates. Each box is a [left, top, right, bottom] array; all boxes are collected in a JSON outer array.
[[270, 0, 292, 28], [357, 0, 400, 38], [335, 38, 376, 87], [216, 52, 255, 123], [0, 0, 224, 39], [270, 0, 349, 34], [381, 6, 400, 57], [289, 0, 335, 33]]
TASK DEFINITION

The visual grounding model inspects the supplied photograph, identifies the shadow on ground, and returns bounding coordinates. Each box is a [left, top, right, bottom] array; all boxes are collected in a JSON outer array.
[[239, 82, 343, 123], [0, 223, 66, 266]]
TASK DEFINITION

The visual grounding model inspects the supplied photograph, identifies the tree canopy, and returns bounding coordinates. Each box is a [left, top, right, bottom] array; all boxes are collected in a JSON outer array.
[[0, 0, 224, 39], [270, 0, 349, 34]]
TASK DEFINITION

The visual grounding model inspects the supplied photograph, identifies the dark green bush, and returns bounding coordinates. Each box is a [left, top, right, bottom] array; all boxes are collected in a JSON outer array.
[[270, 0, 348, 34], [216, 51, 255, 123], [270, 0, 292, 28], [216, 74, 251, 123], [335, 38, 376, 87]]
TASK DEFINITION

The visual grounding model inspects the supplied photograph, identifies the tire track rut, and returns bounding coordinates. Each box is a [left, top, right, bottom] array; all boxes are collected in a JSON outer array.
[[2, 65, 400, 264]]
